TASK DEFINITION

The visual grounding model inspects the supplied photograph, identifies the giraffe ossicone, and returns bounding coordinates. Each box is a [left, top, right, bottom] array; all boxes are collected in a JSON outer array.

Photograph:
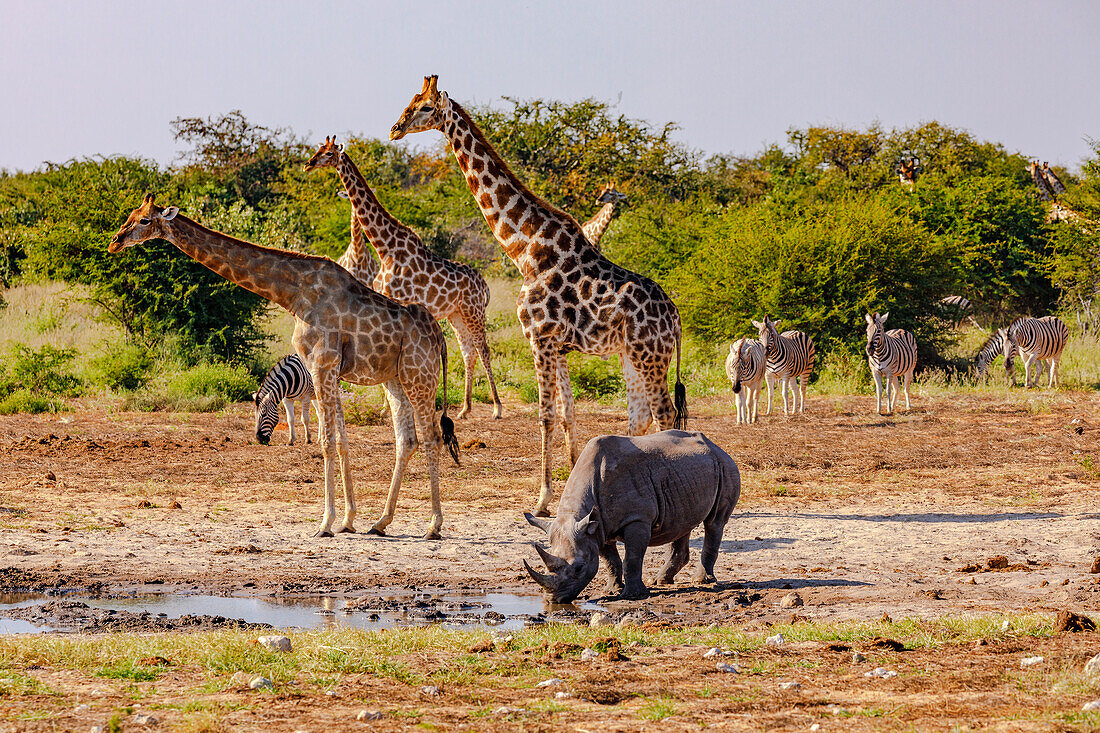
[[108, 195, 459, 539], [390, 75, 687, 516]]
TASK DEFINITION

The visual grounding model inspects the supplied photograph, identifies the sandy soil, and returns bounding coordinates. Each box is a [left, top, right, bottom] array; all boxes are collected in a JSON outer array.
[[2, 391, 1099, 623]]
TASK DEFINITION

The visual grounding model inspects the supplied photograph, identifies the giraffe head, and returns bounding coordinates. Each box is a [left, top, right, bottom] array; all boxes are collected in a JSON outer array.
[[864, 312, 888, 353], [389, 75, 448, 141], [596, 184, 627, 205], [304, 136, 342, 172], [751, 315, 781, 352], [108, 194, 179, 253]]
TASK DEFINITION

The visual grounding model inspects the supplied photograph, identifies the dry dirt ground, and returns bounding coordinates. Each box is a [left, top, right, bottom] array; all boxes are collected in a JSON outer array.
[[3, 390, 1100, 730]]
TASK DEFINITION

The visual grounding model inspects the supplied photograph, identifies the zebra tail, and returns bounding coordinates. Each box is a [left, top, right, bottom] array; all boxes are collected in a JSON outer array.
[[439, 339, 461, 466], [673, 331, 688, 431]]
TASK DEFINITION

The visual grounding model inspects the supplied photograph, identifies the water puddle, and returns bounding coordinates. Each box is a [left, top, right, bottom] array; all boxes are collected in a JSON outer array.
[[0, 591, 602, 635]]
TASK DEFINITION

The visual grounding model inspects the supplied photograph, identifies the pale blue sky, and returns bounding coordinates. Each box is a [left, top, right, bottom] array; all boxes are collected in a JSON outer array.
[[1, 0, 1097, 173]]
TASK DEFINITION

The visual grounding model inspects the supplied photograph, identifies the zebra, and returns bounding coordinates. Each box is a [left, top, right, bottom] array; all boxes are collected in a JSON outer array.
[[937, 295, 973, 327], [864, 312, 917, 415], [253, 354, 316, 445], [725, 338, 766, 425], [1005, 315, 1069, 388], [974, 327, 1010, 383], [752, 315, 815, 416]]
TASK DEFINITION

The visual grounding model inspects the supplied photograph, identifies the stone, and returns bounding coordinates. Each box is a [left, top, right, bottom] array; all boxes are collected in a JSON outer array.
[[580, 648, 599, 661], [811, 725, 821, 731], [1084, 653, 1100, 676], [132, 713, 158, 726], [589, 612, 613, 628], [716, 662, 740, 673], [536, 678, 563, 687], [74, 704, 90, 713], [249, 676, 273, 690], [778, 681, 801, 690], [765, 633, 785, 647], [864, 667, 897, 679], [1020, 656, 1044, 668], [852, 652, 866, 663], [356, 710, 383, 721], [703, 647, 720, 658], [1091, 558, 1100, 574], [780, 592, 803, 609], [420, 685, 441, 697], [90, 728, 104, 733], [554, 691, 573, 699], [257, 635, 292, 653], [1083, 700, 1100, 711]]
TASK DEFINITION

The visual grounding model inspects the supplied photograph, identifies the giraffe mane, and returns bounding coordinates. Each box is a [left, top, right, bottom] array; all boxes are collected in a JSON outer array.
[[449, 99, 590, 241]]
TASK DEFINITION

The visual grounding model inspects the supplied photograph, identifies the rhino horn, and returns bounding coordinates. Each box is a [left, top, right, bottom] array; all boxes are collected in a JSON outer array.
[[524, 512, 551, 533], [523, 559, 557, 591], [533, 543, 567, 572]]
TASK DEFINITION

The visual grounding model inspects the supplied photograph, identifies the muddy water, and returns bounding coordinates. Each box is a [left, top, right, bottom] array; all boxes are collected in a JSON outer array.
[[0, 591, 602, 634]]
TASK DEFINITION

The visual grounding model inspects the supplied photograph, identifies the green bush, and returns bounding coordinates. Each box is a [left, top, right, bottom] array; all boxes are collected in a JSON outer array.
[[0, 343, 83, 399], [568, 355, 624, 400], [167, 362, 255, 403], [0, 389, 64, 415], [86, 342, 153, 391]]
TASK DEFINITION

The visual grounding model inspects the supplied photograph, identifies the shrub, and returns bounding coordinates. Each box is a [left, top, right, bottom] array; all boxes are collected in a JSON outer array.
[[167, 362, 255, 403], [0, 389, 64, 415], [0, 343, 83, 399], [86, 342, 153, 391], [568, 355, 624, 400]]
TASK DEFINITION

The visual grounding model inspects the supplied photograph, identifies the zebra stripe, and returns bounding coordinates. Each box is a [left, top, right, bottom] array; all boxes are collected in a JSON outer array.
[[974, 328, 1009, 379], [725, 338, 765, 424], [753, 315, 815, 415], [253, 354, 316, 445], [1006, 316, 1069, 388], [864, 312, 917, 414]]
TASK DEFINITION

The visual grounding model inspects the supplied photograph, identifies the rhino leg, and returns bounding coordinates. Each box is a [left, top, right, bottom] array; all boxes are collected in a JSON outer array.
[[695, 520, 727, 584], [620, 522, 652, 600], [599, 541, 624, 596], [657, 535, 691, 585]]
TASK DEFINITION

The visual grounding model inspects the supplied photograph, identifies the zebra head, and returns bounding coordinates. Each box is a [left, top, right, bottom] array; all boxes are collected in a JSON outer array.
[[751, 316, 780, 356], [864, 312, 888, 355], [253, 390, 280, 445], [975, 328, 1010, 381], [728, 339, 746, 394]]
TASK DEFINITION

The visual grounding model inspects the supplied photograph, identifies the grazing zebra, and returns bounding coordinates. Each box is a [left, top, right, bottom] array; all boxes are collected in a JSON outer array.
[[253, 354, 316, 445], [752, 316, 815, 416], [864, 312, 917, 414], [725, 338, 766, 425], [974, 327, 1011, 382], [1005, 315, 1069, 388]]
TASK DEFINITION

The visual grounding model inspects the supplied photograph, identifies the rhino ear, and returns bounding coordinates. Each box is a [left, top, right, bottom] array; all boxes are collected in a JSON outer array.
[[575, 506, 600, 536], [524, 512, 550, 533]]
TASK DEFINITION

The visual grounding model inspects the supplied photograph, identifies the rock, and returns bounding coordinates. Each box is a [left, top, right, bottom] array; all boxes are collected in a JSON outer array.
[[765, 633, 785, 647], [852, 652, 866, 663], [257, 635, 292, 653], [249, 676, 273, 690], [554, 691, 572, 699], [864, 667, 897, 679], [778, 681, 801, 690], [580, 648, 599, 661], [494, 706, 526, 715], [536, 678, 563, 688], [1092, 558, 1100, 574], [356, 710, 383, 721], [467, 638, 494, 654], [74, 704, 90, 713], [703, 647, 720, 658], [589, 612, 613, 628], [780, 592, 803, 609], [1054, 610, 1097, 633], [987, 555, 1009, 570], [716, 662, 740, 673], [132, 714, 158, 726], [1020, 656, 1044, 668], [810, 725, 821, 732], [90, 728, 104, 733], [420, 685, 441, 697], [1084, 653, 1100, 676], [1083, 700, 1100, 711]]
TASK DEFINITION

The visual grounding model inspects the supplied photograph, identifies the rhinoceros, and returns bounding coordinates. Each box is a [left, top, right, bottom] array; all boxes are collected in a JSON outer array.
[[523, 430, 740, 603]]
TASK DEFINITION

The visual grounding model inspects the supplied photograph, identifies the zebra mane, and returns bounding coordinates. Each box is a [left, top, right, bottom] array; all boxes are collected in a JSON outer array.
[[257, 354, 304, 397], [975, 330, 1005, 370]]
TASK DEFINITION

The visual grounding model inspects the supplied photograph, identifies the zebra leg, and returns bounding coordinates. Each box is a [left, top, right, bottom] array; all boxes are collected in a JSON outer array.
[[781, 376, 792, 417], [749, 384, 760, 423], [872, 369, 884, 414], [798, 374, 808, 413], [1023, 354, 1037, 388], [283, 398, 297, 445], [301, 396, 312, 444], [764, 372, 774, 415], [902, 371, 913, 410], [369, 379, 418, 536], [1050, 357, 1060, 389]]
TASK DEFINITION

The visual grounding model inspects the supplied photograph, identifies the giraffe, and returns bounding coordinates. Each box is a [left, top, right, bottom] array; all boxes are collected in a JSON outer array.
[[580, 184, 627, 249], [336, 190, 380, 286], [306, 137, 504, 420], [390, 76, 687, 516], [108, 195, 460, 539]]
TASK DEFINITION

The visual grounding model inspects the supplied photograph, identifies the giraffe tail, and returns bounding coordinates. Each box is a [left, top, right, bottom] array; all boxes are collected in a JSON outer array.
[[439, 339, 461, 466], [673, 330, 688, 431]]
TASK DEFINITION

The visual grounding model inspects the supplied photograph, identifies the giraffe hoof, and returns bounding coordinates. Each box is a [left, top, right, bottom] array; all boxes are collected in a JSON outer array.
[[532, 509, 552, 518], [312, 529, 334, 539], [336, 525, 356, 534], [366, 527, 387, 537], [424, 530, 442, 541]]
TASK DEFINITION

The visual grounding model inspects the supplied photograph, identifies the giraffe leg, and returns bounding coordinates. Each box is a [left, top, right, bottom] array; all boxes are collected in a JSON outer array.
[[369, 380, 418, 536], [450, 318, 477, 420], [532, 346, 560, 517], [460, 305, 504, 419], [301, 396, 312, 444], [332, 393, 356, 533], [310, 366, 340, 538], [638, 356, 676, 432], [554, 358, 580, 466], [411, 391, 444, 540], [622, 352, 652, 436]]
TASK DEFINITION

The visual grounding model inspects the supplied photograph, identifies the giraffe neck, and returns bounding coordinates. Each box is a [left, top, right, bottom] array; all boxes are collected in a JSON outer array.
[[583, 202, 616, 243], [161, 214, 321, 317], [335, 152, 413, 263], [342, 209, 376, 277], [442, 100, 582, 275]]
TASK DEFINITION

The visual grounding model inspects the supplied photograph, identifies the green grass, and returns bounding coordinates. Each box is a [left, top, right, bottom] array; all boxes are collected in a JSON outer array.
[[639, 695, 679, 721]]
